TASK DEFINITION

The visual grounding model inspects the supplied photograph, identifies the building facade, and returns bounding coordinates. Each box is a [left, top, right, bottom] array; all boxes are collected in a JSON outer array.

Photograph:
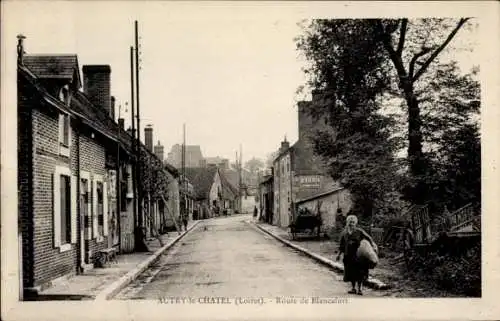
[[166, 144, 204, 168], [18, 52, 139, 293], [272, 92, 340, 228]]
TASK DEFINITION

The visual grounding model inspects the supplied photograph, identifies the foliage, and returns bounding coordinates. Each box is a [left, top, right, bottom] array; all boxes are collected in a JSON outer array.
[[139, 146, 173, 202], [407, 243, 481, 297], [296, 18, 479, 223], [296, 19, 405, 221], [244, 157, 265, 174], [370, 18, 473, 205]]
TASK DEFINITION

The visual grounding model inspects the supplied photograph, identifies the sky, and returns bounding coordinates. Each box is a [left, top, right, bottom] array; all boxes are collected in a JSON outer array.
[[4, 2, 310, 164], [2, 1, 483, 164]]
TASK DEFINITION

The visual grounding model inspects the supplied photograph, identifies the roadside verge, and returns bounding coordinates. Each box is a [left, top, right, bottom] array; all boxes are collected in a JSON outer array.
[[249, 221, 390, 290], [95, 220, 201, 300]]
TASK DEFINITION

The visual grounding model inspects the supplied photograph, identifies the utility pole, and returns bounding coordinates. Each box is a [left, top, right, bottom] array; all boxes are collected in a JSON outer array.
[[135, 20, 143, 230], [239, 144, 243, 213], [182, 124, 187, 226], [130, 46, 137, 235]]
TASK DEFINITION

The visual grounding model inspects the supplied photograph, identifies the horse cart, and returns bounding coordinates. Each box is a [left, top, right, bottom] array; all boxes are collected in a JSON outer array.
[[288, 208, 322, 240]]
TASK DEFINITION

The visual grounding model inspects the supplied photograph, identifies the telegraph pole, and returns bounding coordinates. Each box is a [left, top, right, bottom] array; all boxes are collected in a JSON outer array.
[[130, 46, 137, 233], [182, 124, 187, 225], [239, 144, 243, 213], [135, 20, 143, 229]]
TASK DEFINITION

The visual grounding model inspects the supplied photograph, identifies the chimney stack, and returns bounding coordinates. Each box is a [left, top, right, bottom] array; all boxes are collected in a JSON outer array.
[[17, 34, 26, 65], [118, 118, 125, 130], [110, 96, 116, 120], [280, 137, 290, 154], [82, 65, 111, 117], [154, 140, 164, 162], [144, 125, 153, 152]]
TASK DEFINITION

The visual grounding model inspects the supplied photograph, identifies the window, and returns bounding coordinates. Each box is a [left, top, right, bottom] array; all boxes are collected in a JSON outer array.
[[120, 181, 127, 211], [97, 181, 104, 237], [60, 175, 71, 245], [58, 113, 70, 157], [92, 175, 108, 242], [53, 166, 76, 252]]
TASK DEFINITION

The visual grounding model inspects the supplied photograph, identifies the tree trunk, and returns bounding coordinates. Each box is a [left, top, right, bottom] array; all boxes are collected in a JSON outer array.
[[403, 81, 426, 205]]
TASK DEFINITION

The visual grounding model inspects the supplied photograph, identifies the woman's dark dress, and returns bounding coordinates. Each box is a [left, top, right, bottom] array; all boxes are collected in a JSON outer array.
[[339, 227, 371, 283]]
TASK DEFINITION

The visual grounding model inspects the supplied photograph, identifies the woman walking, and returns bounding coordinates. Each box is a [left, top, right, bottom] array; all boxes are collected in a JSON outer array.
[[336, 215, 377, 295]]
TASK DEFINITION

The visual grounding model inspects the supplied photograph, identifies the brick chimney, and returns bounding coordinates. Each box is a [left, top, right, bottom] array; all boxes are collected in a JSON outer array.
[[82, 65, 111, 117], [144, 125, 153, 152], [118, 118, 125, 130], [280, 137, 290, 154], [110, 96, 116, 120]]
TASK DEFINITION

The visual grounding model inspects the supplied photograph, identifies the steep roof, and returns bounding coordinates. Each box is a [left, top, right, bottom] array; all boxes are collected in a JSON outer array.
[[184, 167, 218, 200], [219, 171, 238, 199], [222, 169, 239, 189], [23, 54, 81, 88], [20, 55, 137, 156]]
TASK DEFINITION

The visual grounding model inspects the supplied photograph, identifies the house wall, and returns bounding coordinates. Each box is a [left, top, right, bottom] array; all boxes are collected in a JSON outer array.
[[209, 171, 222, 208], [24, 102, 112, 288], [79, 130, 111, 260], [273, 152, 292, 228], [296, 189, 352, 236], [164, 173, 180, 229], [30, 108, 78, 288], [18, 82, 34, 289]]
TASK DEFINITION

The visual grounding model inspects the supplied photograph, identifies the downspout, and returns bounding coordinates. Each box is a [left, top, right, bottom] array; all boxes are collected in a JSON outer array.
[[77, 120, 83, 271]]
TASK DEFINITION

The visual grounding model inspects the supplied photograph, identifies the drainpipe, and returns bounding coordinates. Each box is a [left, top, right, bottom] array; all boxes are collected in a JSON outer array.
[[76, 119, 82, 271]]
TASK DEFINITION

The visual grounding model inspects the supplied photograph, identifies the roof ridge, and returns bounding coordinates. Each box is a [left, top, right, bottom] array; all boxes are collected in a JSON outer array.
[[25, 53, 78, 57]]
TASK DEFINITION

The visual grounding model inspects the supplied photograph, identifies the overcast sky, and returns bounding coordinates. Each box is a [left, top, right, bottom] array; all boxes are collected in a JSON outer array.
[[3, 1, 481, 164]]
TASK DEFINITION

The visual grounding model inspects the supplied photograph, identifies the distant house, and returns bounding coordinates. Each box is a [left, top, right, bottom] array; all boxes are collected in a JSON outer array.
[[201, 156, 230, 169], [185, 166, 238, 218], [166, 144, 204, 168], [259, 172, 274, 224]]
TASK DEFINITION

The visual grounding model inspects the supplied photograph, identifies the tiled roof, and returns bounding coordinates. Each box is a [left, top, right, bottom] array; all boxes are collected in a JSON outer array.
[[23, 55, 81, 87], [219, 171, 238, 199], [70, 91, 134, 154], [184, 167, 218, 200], [21, 55, 135, 156], [222, 169, 239, 189]]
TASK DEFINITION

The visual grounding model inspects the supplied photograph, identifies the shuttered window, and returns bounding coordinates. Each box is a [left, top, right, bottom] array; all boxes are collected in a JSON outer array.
[[60, 175, 71, 244], [53, 166, 76, 251]]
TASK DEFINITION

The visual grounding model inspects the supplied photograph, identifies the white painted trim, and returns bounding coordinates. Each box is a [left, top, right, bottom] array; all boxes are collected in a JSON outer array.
[[93, 174, 104, 239], [54, 165, 71, 248], [103, 181, 108, 236], [70, 175, 77, 244], [59, 243, 72, 253]]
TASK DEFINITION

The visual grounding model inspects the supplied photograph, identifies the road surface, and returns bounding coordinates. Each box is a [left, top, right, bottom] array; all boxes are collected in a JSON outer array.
[[116, 215, 380, 300]]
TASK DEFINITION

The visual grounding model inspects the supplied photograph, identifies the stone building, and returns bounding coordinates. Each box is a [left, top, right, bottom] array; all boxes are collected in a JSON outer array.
[[166, 144, 204, 168], [273, 91, 347, 229]]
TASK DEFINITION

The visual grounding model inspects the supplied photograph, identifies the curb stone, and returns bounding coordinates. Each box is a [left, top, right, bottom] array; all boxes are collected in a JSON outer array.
[[95, 220, 201, 300], [250, 221, 390, 291]]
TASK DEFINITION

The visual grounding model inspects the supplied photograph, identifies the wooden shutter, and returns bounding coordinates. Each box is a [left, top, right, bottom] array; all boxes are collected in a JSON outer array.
[[58, 114, 64, 144], [53, 172, 61, 247], [71, 175, 77, 244], [103, 181, 108, 236], [92, 179, 98, 238]]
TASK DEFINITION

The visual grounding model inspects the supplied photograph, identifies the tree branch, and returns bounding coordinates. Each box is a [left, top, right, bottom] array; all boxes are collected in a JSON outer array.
[[374, 20, 409, 85], [396, 19, 408, 55], [409, 47, 433, 80], [412, 18, 470, 82]]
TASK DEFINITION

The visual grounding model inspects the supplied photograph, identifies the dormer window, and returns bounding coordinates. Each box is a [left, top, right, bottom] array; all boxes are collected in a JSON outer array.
[[58, 113, 71, 157], [58, 85, 70, 105]]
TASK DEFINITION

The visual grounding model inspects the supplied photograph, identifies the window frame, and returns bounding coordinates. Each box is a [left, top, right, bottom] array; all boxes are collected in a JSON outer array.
[[53, 165, 77, 253], [58, 113, 71, 157]]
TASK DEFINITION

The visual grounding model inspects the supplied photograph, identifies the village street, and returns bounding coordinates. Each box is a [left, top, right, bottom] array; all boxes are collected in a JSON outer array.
[[115, 214, 382, 300]]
